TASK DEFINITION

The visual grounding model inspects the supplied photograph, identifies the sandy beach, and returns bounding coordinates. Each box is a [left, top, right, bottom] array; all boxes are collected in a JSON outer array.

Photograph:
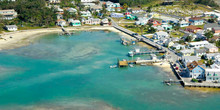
[[0, 26, 134, 50]]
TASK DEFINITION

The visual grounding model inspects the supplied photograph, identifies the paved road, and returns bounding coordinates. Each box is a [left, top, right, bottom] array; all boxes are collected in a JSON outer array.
[[110, 18, 181, 62]]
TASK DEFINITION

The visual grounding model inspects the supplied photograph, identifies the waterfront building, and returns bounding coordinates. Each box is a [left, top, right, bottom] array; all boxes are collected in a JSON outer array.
[[56, 19, 67, 26], [153, 31, 169, 40], [100, 18, 109, 26], [68, 19, 81, 26], [188, 41, 210, 49], [206, 64, 220, 82], [0, 9, 17, 20], [187, 61, 205, 79], [85, 18, 101, 25], [5, 25, 17, 31], [189, 17, 204, 25]]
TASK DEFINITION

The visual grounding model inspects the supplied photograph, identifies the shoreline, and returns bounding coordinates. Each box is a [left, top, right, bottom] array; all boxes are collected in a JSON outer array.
[[0, 26, 134, 50]]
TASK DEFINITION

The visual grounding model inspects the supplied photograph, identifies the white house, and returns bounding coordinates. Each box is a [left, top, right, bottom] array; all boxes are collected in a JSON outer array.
[[153, 31, 169, 40], [67, 8, 77, 13], [56, 19, 67, 26], [5, 25, 17, 31], [85, 18, 100, 25], [180, 49, 194, 56], [206, 64, 220, 82], [80, 11, 92, 17], [0, 9, 17, 20], [188, 41, 210, 49], [194, 49, 206, 57], [205, 53, 220, 60], [81, 0, 98, 3], [171, 43, 185, 50], [49, 0, 61, 3], [204, 44, 219, 53]]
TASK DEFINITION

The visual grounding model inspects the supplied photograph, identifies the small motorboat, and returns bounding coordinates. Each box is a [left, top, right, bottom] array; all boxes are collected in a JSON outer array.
[[166, 83, 171, 86], [140, 63, 147, 66], [110, 65, 117, 69], [129, 64, 134, 67]]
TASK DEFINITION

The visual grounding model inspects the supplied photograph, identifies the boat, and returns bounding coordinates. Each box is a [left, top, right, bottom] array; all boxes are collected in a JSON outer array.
[[166, 83, 171, 86], [140, 63, 147, 66], [110, 65, 117, 68], [129, 64, 134, 67]]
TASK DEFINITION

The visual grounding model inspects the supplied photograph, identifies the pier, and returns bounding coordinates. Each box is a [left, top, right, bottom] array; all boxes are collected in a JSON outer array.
[[128, 48, 166, 57]]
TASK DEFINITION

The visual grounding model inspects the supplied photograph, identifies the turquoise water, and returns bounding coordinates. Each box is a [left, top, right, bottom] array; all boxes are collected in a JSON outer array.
[[0, 31, 220, 110]]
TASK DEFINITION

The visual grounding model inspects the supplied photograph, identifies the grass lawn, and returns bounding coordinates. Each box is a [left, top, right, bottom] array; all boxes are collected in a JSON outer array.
[[196, 24, 205, 29], [170, 31, 185, 38]]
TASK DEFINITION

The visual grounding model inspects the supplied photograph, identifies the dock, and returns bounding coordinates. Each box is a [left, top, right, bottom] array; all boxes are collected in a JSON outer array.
[[128, 49, 166, 57]]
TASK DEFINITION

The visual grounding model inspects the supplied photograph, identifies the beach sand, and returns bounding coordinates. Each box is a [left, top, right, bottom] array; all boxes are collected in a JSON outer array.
[[0, 26, 134, 50]]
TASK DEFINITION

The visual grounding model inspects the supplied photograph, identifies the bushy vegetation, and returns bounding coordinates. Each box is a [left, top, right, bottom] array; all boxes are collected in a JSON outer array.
[[0, 0, 57, 28]]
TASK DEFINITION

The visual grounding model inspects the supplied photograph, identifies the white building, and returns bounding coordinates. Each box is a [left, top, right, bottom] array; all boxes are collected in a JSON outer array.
[[188, 41, 210, 49], [0, 9, 17, 20], [81, 0, 98, 3], [153, 31, 169, 40], [80, 11, 92, 17], [85, 18, 100, 25], [49, 0, 61, 3], [5, 25, 17, 31], [206, 64, 220, 82]]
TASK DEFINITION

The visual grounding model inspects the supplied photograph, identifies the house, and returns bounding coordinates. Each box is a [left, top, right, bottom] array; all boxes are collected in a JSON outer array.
[[211, 36, 220, 42], [182, 56, 199, 67], [56, 19, 67, 26], [110, 13, 124, 18], [179, 20, 189, 27], [81, 0, 98, 3], [67, 8, 77, 13], [56, 14, 63, 19], [188, 41, 210, 49], [196, 30, 206, 40], [171, 43, 185, 50], [212, 27, 220, 36], [135, 17, 148, 25], [0, 9, 17, 20], [153, 31, 169, 40], [187, 61, 205, 79], [69, 20, 81, 26], [205, 53, 220, 60], [204, 23, 219, 31], [148, 19, 161, 26], [80, 11, 92, 17], [131, 8, 144, 13], [180, 49, 194, 56], [105, 1, 120, 12], [164, 39, 174, 47], [206, 68, 220, 82], [185, 25, 202, 33], [49, 0, 61, 3], [162, 24, 173, 30], [85, 18, 100, 25], [101, 18, 109, 26], [194, 49, 206, 57], [189, 17, 204, 25], [126, 14, 136, 20], [204, 44, 219, 53], [5, 25, 17, 31]]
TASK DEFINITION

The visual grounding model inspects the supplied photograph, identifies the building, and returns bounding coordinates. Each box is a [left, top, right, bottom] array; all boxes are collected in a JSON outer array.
[[110, 13, 124, 18], [148, 19, 161, 27], [164, 39, 174, 47], [194, 49, 206, 57], [162, 24, 172, 30], [212, 27, 220, 36], [206, 64, 220, 82], [101, 18, 109, 26], [0, 9, 17, 20], [81, 0, 98, 3], [204, 44, 219, 53], [5, 25, 17, 31], [196, 30, 206, 40], [188, 41, 210, 49], [185, 25, 202, 33], [67, 8, 77, 13], [68, 19, 81, 26], [80, 11, 92, 17], [49, 0, 61, 3], [182, 56, 199, 67], [204, 23, 219, 31], [187, 61, 205, 79], [180, 49, 194, 56], [56, 19, 67, 26], [131, 8, 144, 13], [205, 53, 220, 60], [153, 31, 169, 40], [85, 18, 100, 25], [179, 20, 189, 27], [189, 17, 204, 25], [171, 43, 185, 50]]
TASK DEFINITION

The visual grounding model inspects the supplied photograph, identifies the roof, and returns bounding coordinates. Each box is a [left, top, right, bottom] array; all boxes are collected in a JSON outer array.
[[213, 27, 220, 30], [5, 25, 17, 28], [211, 36, 220, 41], [189, 17, 203, 21], [183, 56, 199, 63], [187, 61, 199, 71], [204, 23, 219, 29], [195, 49, 206, 53], [154, 31, 169, 36], [189, 41, 209, 46], [186, 25, 201, 30]]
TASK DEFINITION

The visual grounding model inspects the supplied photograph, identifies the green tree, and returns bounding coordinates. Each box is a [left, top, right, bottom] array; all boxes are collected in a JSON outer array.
[[205, 31, 214, 41], [185, 36, 193, 42]]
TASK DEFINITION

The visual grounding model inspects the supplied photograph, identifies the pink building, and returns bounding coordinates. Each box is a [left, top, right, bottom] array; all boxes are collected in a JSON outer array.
[[205, 44, 219, 53]]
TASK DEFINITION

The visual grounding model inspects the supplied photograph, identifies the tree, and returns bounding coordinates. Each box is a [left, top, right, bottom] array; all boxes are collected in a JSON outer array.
[[146, 5, 152, 13], [216, 40, 220, 47], [208, 19, 215, 23], [205, 31, 214, 41], [206, 59, 214, 67], [185, 35, 193, 42], [139, 25, 146, 35], [123, 3, 128, 10]]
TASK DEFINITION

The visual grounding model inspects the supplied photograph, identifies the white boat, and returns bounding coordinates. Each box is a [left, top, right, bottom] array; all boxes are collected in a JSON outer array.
[[166, 83, 171, 86], [140, 63, 147, 66], [110, 65, 117, 68], [129, 64, 134, 67]]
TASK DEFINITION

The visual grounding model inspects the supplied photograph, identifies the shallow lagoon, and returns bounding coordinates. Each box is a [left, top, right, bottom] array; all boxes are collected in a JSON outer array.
[[0, 31, 220, 110]]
